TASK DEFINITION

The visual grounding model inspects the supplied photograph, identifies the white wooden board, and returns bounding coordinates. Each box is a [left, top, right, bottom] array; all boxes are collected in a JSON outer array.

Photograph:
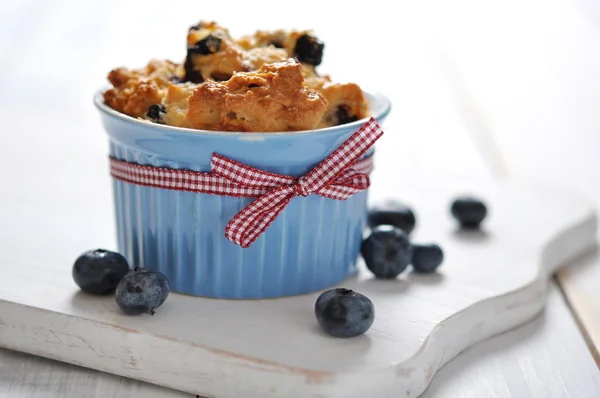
[[420, 280, 600, 398], [433, 0, 600, 360], [4, 282, 600, 398], [0, 179, 596, 398]]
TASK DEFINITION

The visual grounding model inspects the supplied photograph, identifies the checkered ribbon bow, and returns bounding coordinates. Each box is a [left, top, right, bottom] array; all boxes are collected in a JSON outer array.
[[110, 118, 384, 248]]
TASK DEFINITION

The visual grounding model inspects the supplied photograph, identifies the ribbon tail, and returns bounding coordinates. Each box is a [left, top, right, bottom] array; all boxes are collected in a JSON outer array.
[[334, 169, 370, 185], [298, 118, 383, 193], [316, 184, 370, 200], [225, 187, 295, 248], [315, 172, 370, 200]]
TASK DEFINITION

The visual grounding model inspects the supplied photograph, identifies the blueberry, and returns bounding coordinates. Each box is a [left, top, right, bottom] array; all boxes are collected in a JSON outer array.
[[188, 35, 222, 55], [210, 72, 232, 81], [315, 288, 374, 338], [451, 196, 487, 228], [115, 268, 170, 315], [367, 200, 416, 235], [294, 34, 324, 66], [361, 226, 412, 278], [183, 35, 221, 84], [411, 244, 444, 273], [335, 104, 359, 125], [183, 54, 204, 83], [146, 104, 166, 123], [188, 22, 202, 32], [72, 249, 129, 294]]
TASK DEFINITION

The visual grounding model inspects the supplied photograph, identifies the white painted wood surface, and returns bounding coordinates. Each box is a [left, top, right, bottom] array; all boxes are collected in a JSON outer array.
[[1, 0, 599, 397], [421, 281, 600, 398], [433, 0, 600, 362], [3, 282, 598, 398], [0, 179, 596, 397], [0, 349, 190, 398]]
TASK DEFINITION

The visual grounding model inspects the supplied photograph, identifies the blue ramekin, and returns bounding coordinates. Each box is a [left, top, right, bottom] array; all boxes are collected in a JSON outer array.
[[94, 91, 391, 298]]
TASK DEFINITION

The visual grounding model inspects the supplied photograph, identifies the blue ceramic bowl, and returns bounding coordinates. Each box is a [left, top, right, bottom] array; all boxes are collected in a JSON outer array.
[[94, 91, 391, 298]]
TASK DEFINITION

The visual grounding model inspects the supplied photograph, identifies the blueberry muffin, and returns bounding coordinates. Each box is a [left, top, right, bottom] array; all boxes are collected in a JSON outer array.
[[104, 21, 369, 132]]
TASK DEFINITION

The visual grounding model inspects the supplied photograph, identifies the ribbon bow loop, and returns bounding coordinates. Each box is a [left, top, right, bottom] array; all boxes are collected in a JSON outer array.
[[210, 153, 294, 189], [224, 118, 383, 247]]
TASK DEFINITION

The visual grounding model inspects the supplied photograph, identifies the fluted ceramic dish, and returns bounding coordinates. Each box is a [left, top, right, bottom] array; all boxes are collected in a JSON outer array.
[[94, 91, 391, 298]]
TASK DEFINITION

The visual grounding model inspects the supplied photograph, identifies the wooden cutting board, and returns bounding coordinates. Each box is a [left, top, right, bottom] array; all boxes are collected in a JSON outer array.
[[0, 178, 596, 398]]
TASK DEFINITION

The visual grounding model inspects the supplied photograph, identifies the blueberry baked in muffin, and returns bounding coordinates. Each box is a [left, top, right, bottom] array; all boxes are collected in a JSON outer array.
[[104, 21, 369, 132]]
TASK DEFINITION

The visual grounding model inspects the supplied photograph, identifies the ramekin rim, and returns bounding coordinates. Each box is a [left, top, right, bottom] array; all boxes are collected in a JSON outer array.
[[93, 88, 392, 137]]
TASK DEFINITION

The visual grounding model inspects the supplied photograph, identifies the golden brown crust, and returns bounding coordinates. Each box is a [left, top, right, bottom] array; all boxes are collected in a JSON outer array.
[[185, 21, 292, 83], [186, 22, 243, 82], [305, 76, 369, 128], [187, 60, 327, 131], [103, 22, 370, 132], [236, 29, 308, 58], [187, 81, 227, 129], [163, 83, 197, 127], [107, 59, 180, 89], [103, 60, 180, 119], [104, 80, 163, 119]]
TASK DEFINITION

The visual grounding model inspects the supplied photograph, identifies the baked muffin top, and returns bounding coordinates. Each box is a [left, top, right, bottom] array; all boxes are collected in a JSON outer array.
[[103, 21, 369, 132]]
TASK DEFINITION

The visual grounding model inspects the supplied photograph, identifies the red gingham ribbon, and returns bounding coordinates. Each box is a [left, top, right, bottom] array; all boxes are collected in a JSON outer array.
[[110, 118, 384, 248]]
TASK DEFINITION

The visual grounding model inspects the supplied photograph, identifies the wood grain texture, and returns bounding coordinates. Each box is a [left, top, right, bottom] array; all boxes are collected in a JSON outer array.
[[3, 282, 598, 398], [0, 349, 191, 398], [422, 281, 600, 398], [432, 0, 600, 359], [557, 252, 600, 365]]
